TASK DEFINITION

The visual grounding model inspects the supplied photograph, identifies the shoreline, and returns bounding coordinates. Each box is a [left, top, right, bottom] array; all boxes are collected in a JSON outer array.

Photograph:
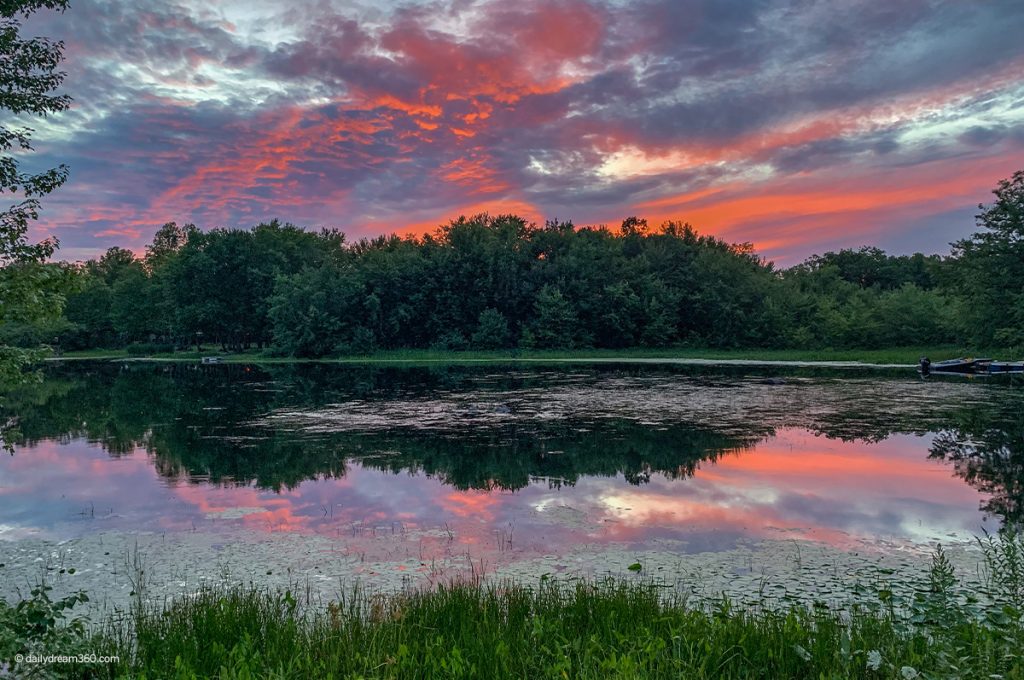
[[45, 345, 1010, 369], [48, 355, 916, 369]]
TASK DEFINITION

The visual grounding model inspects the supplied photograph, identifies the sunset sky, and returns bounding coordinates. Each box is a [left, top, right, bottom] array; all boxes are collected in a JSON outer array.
[[22, 0, 1024, 264]]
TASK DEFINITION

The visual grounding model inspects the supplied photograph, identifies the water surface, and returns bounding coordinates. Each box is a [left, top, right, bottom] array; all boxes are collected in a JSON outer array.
[[1, 362, 1021, 599]]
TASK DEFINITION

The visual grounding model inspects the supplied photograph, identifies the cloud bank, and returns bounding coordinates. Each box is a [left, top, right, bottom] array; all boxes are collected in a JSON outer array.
[[21, 0, 1024, 263]]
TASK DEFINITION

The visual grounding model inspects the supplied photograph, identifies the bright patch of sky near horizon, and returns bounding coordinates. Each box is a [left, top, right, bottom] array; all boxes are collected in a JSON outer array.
[[16, 0, 1024, 264]]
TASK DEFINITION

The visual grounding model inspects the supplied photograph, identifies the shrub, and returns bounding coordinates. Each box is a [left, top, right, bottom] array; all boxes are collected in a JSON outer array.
[[431, 331, 469, 352], [0, 586, 94, 677]]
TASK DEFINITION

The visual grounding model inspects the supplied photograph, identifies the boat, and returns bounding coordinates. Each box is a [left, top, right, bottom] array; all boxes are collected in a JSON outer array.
[[919, 356, 1023, 376], [986, 361, 1024, 374]]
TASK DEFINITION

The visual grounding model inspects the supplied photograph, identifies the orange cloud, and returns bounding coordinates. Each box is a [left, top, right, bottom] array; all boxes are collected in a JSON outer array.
[[628, 150, 1023, 257]]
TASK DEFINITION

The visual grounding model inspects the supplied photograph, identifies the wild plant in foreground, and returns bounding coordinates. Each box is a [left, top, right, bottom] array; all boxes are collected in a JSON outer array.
[[978, 528, 1024, 612], [107, 556, 1024, 680], [4, 537, 1024, 678], [0, 585, 100, 679]]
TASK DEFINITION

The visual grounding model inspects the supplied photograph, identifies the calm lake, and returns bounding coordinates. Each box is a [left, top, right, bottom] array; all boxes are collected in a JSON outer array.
[[1, 361, 1021, 606]]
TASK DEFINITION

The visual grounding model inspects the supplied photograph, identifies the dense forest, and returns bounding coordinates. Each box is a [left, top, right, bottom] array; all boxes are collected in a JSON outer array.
[[4, 171, 1024, 357]]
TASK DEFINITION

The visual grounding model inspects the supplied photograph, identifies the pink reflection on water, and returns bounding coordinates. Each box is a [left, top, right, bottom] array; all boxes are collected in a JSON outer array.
[[438, 490, 502, 520], [581, 430, 987, 548], [0, 429, 996, 567]]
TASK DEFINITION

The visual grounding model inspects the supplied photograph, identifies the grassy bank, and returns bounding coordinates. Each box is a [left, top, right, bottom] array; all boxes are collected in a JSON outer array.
[[54, 345, 1011, 366], [3, 538, 1024, 679]]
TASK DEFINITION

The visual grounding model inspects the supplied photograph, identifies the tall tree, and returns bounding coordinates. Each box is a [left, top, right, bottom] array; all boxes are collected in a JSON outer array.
[[527, 284, 581, 349], [144, 221, 192, 269], [951, 170, 1024, 346], [0, 0, 70, 386]]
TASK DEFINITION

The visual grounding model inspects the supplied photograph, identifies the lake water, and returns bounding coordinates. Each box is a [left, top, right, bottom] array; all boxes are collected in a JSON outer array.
[[1, 361, 1021, 607]]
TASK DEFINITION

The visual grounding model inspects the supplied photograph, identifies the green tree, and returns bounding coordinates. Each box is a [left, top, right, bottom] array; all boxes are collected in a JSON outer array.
[[0, 0, 69, 265], [471, 308, 511, 350], [0, 0, 70, 388], [144, 221, 192, 269], [166, 229, 272, 350], [268, 264, 361, 358], [62, 268, 113, 348], [110, 265, 160, 342], [951, 170, 1024, 347], [800, 247, 942, 291], [143, 223, 194, 342], [869, 284, 954, 348], [529, 284, 581, 349], [639, 282, 678, 347], [595, 281, 641, 348], [58, 248, 145, 347]]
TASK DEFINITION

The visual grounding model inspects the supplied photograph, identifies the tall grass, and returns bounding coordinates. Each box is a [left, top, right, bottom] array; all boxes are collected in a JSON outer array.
[[104, 577, 1019, 679], [4, 537, 1024, 678], [108, 536, 1024, 680]]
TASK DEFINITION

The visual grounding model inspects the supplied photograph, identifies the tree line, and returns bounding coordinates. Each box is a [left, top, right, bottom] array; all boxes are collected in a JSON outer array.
[[2, 171, 1023, 356]]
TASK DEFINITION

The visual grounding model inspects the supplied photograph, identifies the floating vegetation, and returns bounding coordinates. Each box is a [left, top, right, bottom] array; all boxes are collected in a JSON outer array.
[[260, 372, 995, 442], [5, 537, 1024, 679]]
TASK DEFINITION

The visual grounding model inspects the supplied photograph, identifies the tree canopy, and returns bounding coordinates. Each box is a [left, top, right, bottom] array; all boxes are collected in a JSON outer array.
[[1, 210, 978, 357], [0, 0, 70, 385], [950, 170, 1024, 347]]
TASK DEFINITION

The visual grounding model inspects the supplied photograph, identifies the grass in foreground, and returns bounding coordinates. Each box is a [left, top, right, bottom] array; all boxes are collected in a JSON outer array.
[[57, 344, 1015, 366], [3, 537, 1024, 679], [111, 584, 991, 679]]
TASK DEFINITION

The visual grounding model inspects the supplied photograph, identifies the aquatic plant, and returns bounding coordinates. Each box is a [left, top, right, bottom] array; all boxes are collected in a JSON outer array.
[[5, 539, 1024, 678], [87, 539, 1024, 678]]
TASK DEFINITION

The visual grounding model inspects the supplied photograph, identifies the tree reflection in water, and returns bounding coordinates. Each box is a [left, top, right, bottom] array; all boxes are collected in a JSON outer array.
[[3, 362, 1022, 527]]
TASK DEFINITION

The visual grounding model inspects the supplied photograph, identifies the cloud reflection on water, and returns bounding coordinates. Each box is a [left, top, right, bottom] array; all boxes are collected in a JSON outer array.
[[0, 428, 995, 561]]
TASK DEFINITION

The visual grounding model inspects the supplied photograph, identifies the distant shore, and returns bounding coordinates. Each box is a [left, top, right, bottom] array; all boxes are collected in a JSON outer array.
[[48, 345, 1009, 367]]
